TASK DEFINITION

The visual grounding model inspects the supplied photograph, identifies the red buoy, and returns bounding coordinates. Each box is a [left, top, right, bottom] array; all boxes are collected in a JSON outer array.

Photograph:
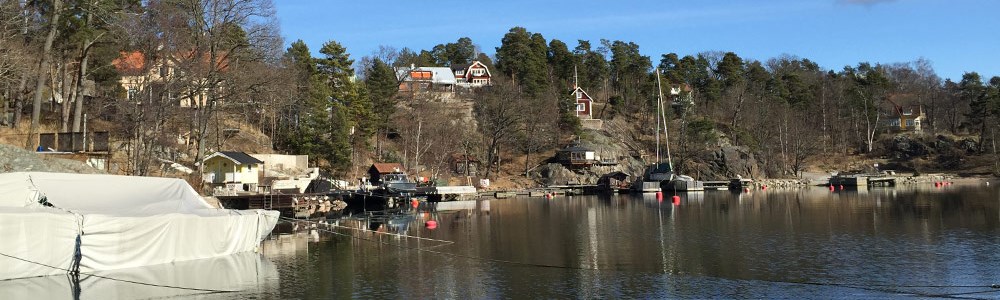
[[761, 185, 767, 191], [839, 185, 844, 190], [829, 185, 835, 191], [744, 187, 750, 193], [671, 195, 680, 205], [411, 199, 419, 208], [425, 220, 437, 229]]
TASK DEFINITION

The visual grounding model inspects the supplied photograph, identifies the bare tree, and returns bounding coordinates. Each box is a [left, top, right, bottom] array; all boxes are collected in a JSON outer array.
[[474, 81, 525, 178], [27, 0, 62, 148]]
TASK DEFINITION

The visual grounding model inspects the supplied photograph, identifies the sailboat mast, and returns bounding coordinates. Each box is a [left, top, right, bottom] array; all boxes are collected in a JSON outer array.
[[655, 69, 673, 168], [654, 68, 661, 164]]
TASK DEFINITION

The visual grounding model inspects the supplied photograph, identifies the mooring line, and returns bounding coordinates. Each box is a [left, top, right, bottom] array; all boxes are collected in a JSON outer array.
[[280, 216, 454, 245]]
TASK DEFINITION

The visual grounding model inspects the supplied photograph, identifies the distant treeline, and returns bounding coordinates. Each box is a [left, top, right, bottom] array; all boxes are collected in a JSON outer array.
[[1, 0, 996, 178]]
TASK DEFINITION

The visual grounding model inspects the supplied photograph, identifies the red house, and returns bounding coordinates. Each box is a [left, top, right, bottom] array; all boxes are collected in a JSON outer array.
[[570, 86, 594, 119], [451, 61, 492, 88]]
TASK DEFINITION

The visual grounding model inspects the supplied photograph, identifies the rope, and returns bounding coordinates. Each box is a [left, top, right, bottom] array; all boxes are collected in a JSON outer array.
[[0, 251, 238, 294], [280, 217, 454, 246]]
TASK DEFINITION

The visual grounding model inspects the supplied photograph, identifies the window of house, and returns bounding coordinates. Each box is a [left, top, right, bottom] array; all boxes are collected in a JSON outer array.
[[576, 103, 586, 111], [455, 70, 465, 76], [127, 88, 139, 101], [472, 69, 485, 76], [159, 66, 170, 78]]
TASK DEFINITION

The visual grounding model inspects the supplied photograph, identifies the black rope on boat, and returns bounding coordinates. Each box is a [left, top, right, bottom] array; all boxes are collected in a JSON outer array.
[[0, 251, 239, 294]]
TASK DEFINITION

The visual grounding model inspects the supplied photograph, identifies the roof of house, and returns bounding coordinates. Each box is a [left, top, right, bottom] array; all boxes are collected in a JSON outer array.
[[113, 51, 147, 74], [395, 66, 457, 85], [450, 64, 471, 72], [571, 86, 593, 100], [559, 145, 594, 153], [205, 151, 264, 165], [460, 61, 492, 77], [370, 163, 405, 174]]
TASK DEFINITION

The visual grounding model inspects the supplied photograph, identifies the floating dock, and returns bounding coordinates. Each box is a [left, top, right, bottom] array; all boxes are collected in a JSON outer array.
[[829, 175, 897, 187]]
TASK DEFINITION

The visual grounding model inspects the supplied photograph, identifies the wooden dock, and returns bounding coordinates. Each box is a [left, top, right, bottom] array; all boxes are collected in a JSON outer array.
[[829, 175, 896, 187]]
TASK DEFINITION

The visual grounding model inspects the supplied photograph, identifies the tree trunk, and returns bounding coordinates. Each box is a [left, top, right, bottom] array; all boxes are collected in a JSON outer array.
[[60, 58, 75, 132], [13, 73, 28, 128], [28, 0, 62, 149], [73, 26, 97, 132]]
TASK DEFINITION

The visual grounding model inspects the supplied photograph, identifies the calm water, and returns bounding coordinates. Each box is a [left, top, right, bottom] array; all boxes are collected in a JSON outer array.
[[5, 184, 1000, 299]]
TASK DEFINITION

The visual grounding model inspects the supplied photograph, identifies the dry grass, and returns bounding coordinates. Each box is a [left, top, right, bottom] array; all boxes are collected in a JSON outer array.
[[0, 120, 61, 148]]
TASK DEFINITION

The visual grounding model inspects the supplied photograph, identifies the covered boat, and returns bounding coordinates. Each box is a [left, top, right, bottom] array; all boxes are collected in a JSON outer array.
[[0, 172, 278, 280]]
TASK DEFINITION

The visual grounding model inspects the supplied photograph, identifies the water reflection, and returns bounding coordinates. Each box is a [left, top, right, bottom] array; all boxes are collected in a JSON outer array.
[[0, 251, 278, 300], [10, 185, 998, 299], [259, 185, 1000, 298]]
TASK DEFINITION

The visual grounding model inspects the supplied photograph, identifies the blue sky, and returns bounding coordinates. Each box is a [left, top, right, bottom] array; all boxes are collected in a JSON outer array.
[[275, 0, 999, 81]]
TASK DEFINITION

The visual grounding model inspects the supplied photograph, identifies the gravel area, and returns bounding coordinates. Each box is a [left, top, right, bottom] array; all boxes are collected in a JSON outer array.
[[0, 144, 104, 174]]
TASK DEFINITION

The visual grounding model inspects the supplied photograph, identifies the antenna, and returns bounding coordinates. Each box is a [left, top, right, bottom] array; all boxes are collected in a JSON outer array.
[[573, 65, 579, 89]]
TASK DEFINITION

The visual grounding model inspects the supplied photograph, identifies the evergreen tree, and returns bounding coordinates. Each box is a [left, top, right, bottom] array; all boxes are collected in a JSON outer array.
[[317, 40, 370, 170], [495, 27, 549, 96], [547, 39, 577, 88], [430, 37, 476, 66], [366, 58, 398, 133], [574, 40, 608, 91]]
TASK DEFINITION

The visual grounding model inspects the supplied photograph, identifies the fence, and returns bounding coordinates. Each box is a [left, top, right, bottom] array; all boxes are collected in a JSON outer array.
[[37, 131, 110, 152]]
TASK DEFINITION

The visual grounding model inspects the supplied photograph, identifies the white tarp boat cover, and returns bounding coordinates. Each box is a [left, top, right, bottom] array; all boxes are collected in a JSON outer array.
[[0, 172, 278, 280]]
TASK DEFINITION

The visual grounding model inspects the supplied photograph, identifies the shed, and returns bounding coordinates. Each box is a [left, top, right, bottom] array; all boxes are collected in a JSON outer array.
[[450, 153, 481, 176], [203, 151, 264, 192], [556, 145, 596, 168], [368, 163, 405, 185]]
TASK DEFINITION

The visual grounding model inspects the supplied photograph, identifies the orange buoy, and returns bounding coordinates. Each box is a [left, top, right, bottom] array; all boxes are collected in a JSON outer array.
[[411, 199, 419, 208], [425, 220, 437, 229]]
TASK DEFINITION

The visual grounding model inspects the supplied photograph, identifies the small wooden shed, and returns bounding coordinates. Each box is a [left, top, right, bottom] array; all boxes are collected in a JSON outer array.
[[556, 145, 596, 168]]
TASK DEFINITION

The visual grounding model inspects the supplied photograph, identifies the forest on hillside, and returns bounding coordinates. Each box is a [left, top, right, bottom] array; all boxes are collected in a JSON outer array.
[[1, 0, 998, 178]]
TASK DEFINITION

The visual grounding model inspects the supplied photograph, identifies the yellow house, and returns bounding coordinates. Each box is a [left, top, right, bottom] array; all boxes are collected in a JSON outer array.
[[203, 151, 263, 192]]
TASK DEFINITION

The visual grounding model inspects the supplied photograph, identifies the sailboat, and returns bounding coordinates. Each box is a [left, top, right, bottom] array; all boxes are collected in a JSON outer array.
[[634, 69, 703, 193]]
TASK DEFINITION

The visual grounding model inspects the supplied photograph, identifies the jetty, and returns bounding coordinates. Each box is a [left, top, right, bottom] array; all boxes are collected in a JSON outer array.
[[829, 174, 897, 187]]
